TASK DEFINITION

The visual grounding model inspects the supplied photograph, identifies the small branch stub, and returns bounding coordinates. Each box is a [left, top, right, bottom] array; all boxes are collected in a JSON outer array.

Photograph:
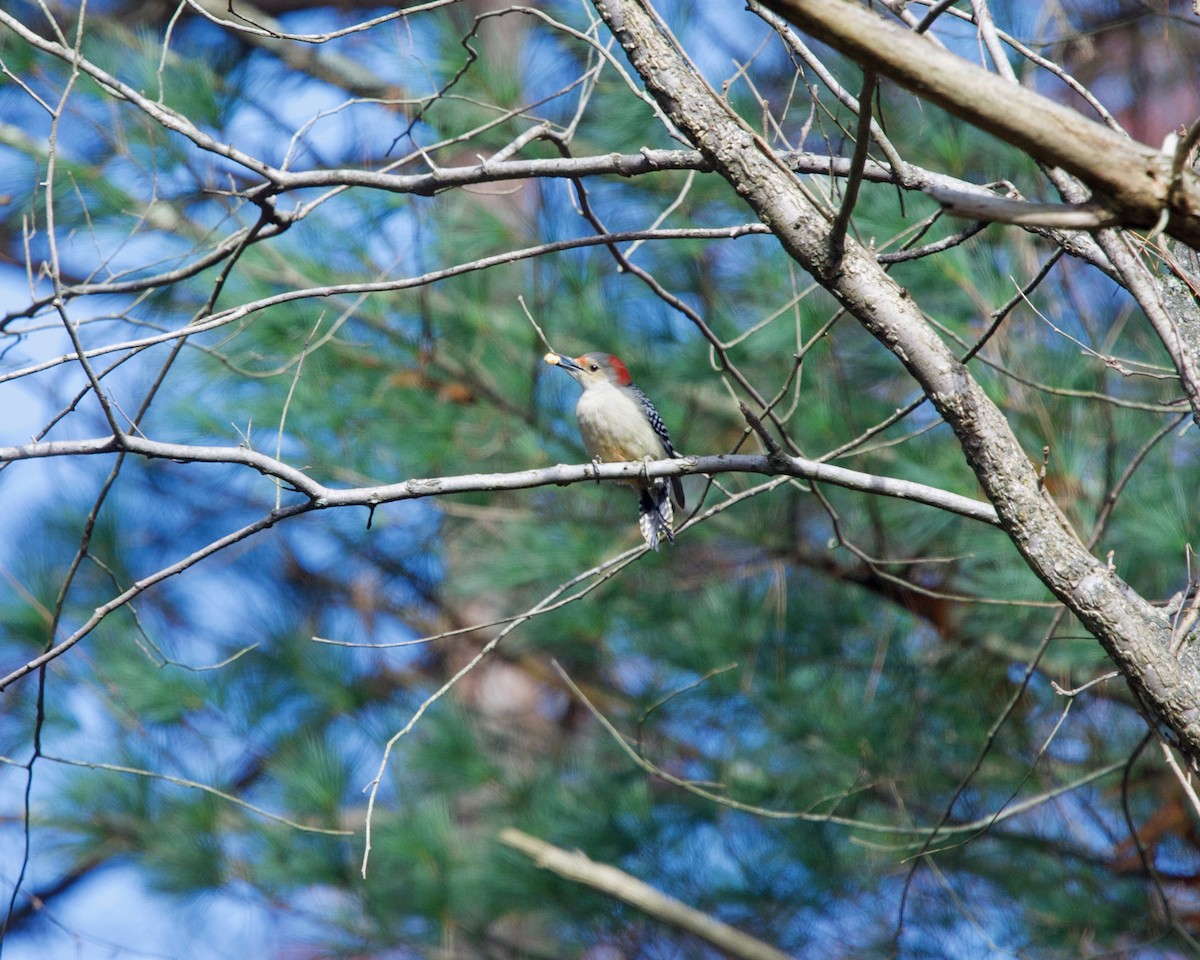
[[739, 402, 785, 462]]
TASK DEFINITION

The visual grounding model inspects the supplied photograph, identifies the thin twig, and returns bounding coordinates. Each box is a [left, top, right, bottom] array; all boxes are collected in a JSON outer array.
[[828, 71, 877, 273], [0, 753, 351, 835]]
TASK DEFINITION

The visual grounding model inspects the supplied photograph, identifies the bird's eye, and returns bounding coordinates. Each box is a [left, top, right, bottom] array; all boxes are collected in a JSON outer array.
[[589, 364, 599, 372]]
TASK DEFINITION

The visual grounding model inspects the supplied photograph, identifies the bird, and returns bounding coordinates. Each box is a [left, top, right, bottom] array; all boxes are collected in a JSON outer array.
[[545, 351, 685, 550]]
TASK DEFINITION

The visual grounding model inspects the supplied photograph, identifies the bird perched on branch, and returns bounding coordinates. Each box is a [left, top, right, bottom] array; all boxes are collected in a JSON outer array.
[[545, 351, 685, 550]]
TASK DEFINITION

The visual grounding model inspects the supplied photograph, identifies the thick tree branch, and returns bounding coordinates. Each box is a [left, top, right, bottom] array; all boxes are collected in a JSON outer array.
[[1093, 229, 1200, 426], [590, 0, 1200, 753], [757, 0, 1200, 250]]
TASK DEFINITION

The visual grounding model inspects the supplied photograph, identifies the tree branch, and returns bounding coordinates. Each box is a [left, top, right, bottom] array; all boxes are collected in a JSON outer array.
[[0, 437, 997, 692], [0, 436, 1000, 525], [757, 0, 1200, 250], [590, 0, 1200, 755], [498, 828, 797, 960], [922, 185, 1123, 229]]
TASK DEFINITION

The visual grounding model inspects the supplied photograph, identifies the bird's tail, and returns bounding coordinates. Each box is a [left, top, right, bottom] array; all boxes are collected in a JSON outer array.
[[638, 483, 674, 551]]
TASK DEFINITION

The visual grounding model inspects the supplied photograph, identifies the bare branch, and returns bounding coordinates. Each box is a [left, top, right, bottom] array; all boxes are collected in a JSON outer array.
[[0, 9, 278, 181], [925, 184, 1123, 229], [499, 828, 797, 960], [0, 437, 1001, 525], [1, 227, 770, 379], [0, 505, 307, 692], [591, 0, 1200, 756], [757, 0, 1200, 249], [0, 753, 352, 836]]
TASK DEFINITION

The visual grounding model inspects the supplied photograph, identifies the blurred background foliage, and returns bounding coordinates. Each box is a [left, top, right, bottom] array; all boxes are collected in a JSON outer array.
[[2, 1, 1200, 958]]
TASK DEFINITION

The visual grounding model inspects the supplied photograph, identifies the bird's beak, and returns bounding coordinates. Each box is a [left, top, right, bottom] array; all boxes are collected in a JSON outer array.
[[544, 352, 583, 372]]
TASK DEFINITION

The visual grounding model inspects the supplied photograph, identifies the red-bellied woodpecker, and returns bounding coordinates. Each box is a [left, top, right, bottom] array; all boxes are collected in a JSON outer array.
[[545, 351, 685, 550]]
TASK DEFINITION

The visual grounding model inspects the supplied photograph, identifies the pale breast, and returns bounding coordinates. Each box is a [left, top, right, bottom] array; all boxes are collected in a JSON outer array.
[[575, 386, 667, 463]]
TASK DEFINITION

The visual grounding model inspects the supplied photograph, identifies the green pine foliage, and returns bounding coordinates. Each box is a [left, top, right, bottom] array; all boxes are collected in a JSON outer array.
[[2, 1, 1198, 958]]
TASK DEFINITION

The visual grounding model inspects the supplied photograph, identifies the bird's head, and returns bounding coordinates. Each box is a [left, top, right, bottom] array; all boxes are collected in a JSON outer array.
[[544, 351, 633, 389]]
